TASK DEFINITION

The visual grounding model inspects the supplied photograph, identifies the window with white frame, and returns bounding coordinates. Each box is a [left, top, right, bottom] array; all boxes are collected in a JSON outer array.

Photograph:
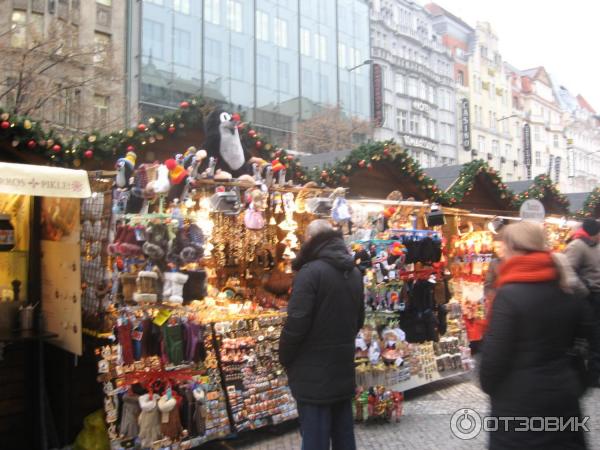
[[227, 0, 242, 33], [397, 109, 408, 132], [10, 11, 27, 48], [420, 116, 427, 136], [384, 104, 393, 127], [419, 80, 426, 100], [535, 151, 541, 167], [553, 134, 559, 148], [429, 119, 436, 139], [492, 139, 499, 155], [173, 0, 190, 14], [93, 32, 111, 63], [256, 10, 269, 41], [314, 33, 326, 60], [478, 135, 485, 153], [205, 0, 220, 25], [428, 85, 434, 103], [300, 28, 310, 56], [395, 73, 405, 94], [410, 112, 419, 134], [504, 144, 511, 158], [408, 77, 417, 97], [93, 94, 109, 127]]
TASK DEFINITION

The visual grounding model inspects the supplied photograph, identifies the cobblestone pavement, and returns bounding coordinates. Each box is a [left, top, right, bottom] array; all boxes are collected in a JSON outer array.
[[205, 370, 600, 450]]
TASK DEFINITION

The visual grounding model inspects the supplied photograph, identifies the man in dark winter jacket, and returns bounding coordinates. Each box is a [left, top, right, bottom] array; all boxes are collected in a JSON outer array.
[[279, 219, 364, 450], [565, 218, 600, 385]]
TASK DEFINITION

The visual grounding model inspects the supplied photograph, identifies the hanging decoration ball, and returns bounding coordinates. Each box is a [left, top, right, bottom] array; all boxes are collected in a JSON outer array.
[[52, 144, 62, 153], [383, 147, 390, 156], [126, 130, 134, 138], [358, 160, 366, 168], [255, 140, 263, 149], [367, 163, 373, 170], [168, 125, 176, 134], [148, 117, 156, 124], [73, 159, 82, 168], [11, 140, 19, 147], [248, 129, 257, 138], [286, 155, 294, 161], [88, 135, 97, 143], [27, 140, 36, 149], [0, 113, 9, 121], [126, 145, 135, 152], [0, 121, 10, 129], [179, 101, 190, 109], [23, 119, 32, 129], [232, 113, 241, 122], [137, 123, 147, 132], [84, 149, 94, 159], [275, 149, 282, 157]]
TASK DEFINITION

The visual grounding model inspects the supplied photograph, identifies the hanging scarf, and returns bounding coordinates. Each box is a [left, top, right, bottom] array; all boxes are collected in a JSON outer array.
[[496, 252, 558, 288]]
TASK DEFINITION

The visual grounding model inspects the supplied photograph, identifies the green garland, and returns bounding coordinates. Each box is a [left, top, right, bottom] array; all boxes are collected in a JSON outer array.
[[442, 159, 513, 207], [305, 140, 442, 200], [579, 187, 600, 218], [0, 97, 305, 178], [513, 174, 570, 212]]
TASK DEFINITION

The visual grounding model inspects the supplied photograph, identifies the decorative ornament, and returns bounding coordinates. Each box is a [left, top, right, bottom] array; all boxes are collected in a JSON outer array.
[[127, 145, 135, 152], [137, 124, 147, 132], [27, 140, 36, 149], [255, 140, 263, 149], [168, 125, 176, 134], [232, 113, 241, 122], [73, 159, 81, 167], [358, 160, 366, 168], [0, 113, 9, 121], [52, 144, 61, 153], [0, 121, 9, 129], [248, 129, 257, 138], [179, 101, 190, 109], [126, 130, 134, 138], [148, 117, 156, 124], [88, 135, 97, 143], [23, 119, 32, 129], [11, 140, 19, 147], [84, 149, 94, 159], [367, 163, 373, 170]]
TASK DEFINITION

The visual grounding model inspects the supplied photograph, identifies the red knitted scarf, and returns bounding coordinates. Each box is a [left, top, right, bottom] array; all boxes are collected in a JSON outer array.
[[496, 252, 558, 288]]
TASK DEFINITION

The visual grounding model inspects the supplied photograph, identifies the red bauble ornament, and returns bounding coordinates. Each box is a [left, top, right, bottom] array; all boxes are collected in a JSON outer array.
[[52, 144, 61, 153], [127, 145, 135, 152], [27, 140, 36, 149], [367, 163, 373, 170], [84, 149, 94, 159], [248, 129, 257, 138], [255, 140, 263, 149], [168, 126, 176, 134], [179, 101, 190, 109], [358, 160, 366, 168], [137, 123, 147, 132], [286, 155, 294, 161], [0, 121, 9, 129], [383, 148, 390, 156], [232, 113, 241, 122]]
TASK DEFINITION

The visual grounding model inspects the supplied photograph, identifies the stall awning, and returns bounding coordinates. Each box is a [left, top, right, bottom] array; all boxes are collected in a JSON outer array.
[[0, 162, 91, 198]]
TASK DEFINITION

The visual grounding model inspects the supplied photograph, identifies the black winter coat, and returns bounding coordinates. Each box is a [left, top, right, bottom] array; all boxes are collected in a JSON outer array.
[[480, 281, 594, 450], [279, 230, 364, 404]]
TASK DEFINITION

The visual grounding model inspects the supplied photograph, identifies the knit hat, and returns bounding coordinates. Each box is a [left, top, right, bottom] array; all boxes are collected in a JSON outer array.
[[165, 159, 188, 185], [582, 218, 600, 237]]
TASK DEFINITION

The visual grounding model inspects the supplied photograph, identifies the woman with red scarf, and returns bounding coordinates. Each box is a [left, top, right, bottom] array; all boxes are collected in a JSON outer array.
[[480, 221, 595, 450]]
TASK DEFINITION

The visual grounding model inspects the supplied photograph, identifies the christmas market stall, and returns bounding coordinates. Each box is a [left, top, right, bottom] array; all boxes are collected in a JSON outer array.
[[571, 188, 600, 219], [0, 159, 92, 450], [508, 174, 570, 217]]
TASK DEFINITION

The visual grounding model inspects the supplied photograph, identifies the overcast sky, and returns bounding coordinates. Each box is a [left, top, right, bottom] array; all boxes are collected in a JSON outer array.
[[426, 0, 600, 112]]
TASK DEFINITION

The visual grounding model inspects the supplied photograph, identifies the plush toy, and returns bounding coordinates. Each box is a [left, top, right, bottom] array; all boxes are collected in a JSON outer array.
[[165, 158, 189, 202], [115, 152, 136, 189], [244, 189, 266, 230], [203, 109, 248, 176], [331, 187, 352, 234]]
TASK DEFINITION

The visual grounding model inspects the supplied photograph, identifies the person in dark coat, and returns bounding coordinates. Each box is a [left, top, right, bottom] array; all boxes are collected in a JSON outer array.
[[279, 219, 364, 450], [480, 221, 595, 450]]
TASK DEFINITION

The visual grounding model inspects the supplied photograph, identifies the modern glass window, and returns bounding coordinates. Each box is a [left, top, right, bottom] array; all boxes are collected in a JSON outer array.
[[318, 74, 329, 103], [274, 17, 288, 48], [302, 68, 312, 97], [227, 0, 242, 32], [205, 0, 220, 24], [300, 28, 310, 56], [278, 61, 290, 93], [256, 10, 269, 41], [173, 0, 190, 14], [143, 19, 164, 59], [315, 33, 326, 61], [173, 28, 191, 66], [338, 43, 347, 68], [257, 54, 270, 87], [205, 38, 221, 73], [231, 46, 244, 80]]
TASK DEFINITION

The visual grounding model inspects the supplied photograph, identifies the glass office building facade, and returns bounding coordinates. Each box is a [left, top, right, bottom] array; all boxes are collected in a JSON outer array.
[[138, 0, 370, 148]]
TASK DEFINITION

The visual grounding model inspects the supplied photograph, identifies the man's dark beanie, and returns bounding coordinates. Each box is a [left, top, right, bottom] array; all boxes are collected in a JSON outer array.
[[582, 218, 600, 236]]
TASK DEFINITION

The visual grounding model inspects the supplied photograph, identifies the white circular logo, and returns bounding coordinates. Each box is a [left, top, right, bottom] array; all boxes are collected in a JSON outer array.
[[450, 408, 482, 440]]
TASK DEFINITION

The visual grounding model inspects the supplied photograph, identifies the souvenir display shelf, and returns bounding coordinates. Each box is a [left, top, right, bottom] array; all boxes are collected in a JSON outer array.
[[350, 201, 473, 421]]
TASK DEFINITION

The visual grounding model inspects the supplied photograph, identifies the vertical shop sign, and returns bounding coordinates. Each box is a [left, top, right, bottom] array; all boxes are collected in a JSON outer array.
[[372, 63, 384, 127], [523, 123, 532, 178], [461, 98, 471, 150]]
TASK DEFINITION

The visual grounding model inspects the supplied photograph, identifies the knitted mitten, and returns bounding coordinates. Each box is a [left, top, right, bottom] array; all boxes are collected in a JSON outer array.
[[163, 272, 188, 304], [138, 394, 161, 448], [158, 394, 183, 440], [133, 270, 159, 303]]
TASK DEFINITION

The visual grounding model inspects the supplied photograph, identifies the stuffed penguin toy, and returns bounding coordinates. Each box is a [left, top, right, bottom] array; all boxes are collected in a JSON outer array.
[[115, 152, 136, 189], [203, 109, 249, 177]]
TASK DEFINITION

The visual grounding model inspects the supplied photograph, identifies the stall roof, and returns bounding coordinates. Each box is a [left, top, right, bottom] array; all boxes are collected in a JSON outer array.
[[297, 149, 353, 169], [566, 192, 590, 214], [0, 162, 91, 198], [423, 165, 462, 192], [506, 180, 534, 194]]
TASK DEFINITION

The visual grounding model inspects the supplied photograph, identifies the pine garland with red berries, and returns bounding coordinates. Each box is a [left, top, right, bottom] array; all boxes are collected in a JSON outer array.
[[513, 174, 570, 212], [579, 187, 600, 218]]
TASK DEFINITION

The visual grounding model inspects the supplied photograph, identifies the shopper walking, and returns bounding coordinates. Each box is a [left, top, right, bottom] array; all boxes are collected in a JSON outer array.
[[480, 221, 594, 450], [279, 219, 364, 450], [565, 218, 600, 385]]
